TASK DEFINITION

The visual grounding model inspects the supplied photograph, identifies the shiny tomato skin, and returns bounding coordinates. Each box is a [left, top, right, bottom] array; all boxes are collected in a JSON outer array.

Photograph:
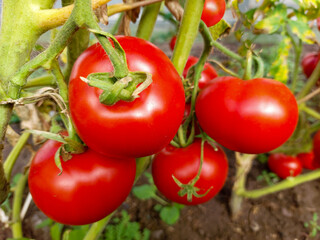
[[195, 77, 299, 154], [301, 52, 320, 81], [201, 0, 226, 27], [28, 139, 136, 225], [69, 36, 185, 158], [169, 35, 177, 51], [268, 153, 302, 179], [152, 139, 228, 205], [183, 56, 218, 89], [297, 151, 320, 170]]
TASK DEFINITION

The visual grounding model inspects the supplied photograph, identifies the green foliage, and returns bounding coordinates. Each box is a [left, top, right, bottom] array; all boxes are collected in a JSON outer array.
[[104, 210, 150, 240], [154, 203, 184, 225], [209, 20, 231, 40], [257, 170, 280, 186], [304, 213, 320, 237]]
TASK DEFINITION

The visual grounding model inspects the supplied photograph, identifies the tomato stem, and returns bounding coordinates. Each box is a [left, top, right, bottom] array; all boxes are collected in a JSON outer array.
[[12, 172, 29, 239], [171, 0, 205, 75], [243, 50, 253, 80], [239, 169, 320, 199], [83, 213, 114, 240], [136, 2, 162, 40], [229, 152, 256, 219], [3, 132, 31, 181], [300, 104, 320, 120]]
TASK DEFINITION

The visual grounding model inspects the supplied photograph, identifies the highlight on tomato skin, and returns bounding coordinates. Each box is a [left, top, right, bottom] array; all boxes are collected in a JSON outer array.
[[195, 77, 299, 154], [268, 153, 302, 179], [152, 139, 228, 205], [28, 139, 136, 226]]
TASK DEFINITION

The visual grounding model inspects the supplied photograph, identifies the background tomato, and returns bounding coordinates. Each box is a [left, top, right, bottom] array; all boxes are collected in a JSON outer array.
[[195, 77, 299, 154], [297, 151, 320, 170], [313, 130, 320, 160], [152, 139, 228, 205], [268, 153, 302, 179], [201, 0, 226, 27], [69, 36, 185, 158], [183, 56, 218, 89], [317, 18, 320, 31], [28, 139, 136, 225], [301, 52, 320, 82], [169, 35, 177, 51]]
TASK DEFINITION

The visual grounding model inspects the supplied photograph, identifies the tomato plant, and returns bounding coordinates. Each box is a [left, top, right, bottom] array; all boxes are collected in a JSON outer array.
[[69, 36, 185, 158], [152, 139, 228, 205], [297, 152, 320, 170], [302, 52, 320, 83], [195, 77, 299, 154], [183, 56, 218, 89], [201, 0, 226, 27], [268, 153, 302, 179], [28, 139, 136, 225]]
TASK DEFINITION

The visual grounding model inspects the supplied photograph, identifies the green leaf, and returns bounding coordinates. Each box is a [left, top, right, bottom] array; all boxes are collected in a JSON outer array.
[[50, 223, 64, 240], [36, 218, 54, 229], [154, 204, 162, 212], [132, 185, 156, 200], [27, 130, 67, 144], [268, 35, 292, 83], [257, 154, 268, 164], [54, 146, 63, 175], [255, 4, 287, 34], [209, 20, 231, 40], [7, 238, 33, 240], [287, 20, 316, 44], [144, 172, 154, 184], [160, 206, 180, 225]]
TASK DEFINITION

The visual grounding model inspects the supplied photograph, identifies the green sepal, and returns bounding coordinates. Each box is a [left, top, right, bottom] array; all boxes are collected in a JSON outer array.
[[54, 146, 63, 175], [27, 130, 67, 144]]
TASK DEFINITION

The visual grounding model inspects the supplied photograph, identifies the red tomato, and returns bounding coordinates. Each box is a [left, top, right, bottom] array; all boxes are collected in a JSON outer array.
[[183, 56, 218, 89], [28, 139, 136, 225], [195, 77, 299, 154], [152, 139, 228, 205], [301, 52, 320, 82], [297, 151, 320, 170], [69, 36, 185, 158], [313, 130, 320, 160], [317, 18, 320, 31], [201, 0, 226, 27], [268, 153, 302, 179], [169, 35, 177, 51]]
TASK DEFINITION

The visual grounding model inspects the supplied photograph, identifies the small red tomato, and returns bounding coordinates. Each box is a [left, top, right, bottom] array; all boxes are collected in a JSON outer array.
[[152, 139, 228, 205], [297, 151, 320, 170], [201, 0, 226, 27], [169, 35, 177, 51], [317, 18, 320, 31], [301, 52, 320, 82], [268, 153, 302, 179], [313, 130, 320, 160], [195, 77, 299, 154], [28, 139, 136, 225], [183, 56, 218, 89]]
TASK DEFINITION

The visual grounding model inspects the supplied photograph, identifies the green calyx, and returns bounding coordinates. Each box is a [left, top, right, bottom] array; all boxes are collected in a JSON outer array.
[[82, 71, 153, 105]]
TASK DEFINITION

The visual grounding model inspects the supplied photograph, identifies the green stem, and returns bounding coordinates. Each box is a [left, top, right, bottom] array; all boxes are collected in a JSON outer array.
[[51, 61, 69, 104], [136, 2, 162, 40], [83, 214, 113, 240], [23, 74, 56, 89], [243, 50, 253, 80], [110, 13, 124, 35], [171, 0, 205, 75], [211, 40, 243, 63], [229, 153, 255, 219], [290, 39, 302, 93], [135, 156, 152, 182], [300, 105, 320, 120], [3, 132, 31, 181], [298, 55, 320, 99], [12, 172, 29, 238], [239, 169, 320, 199]]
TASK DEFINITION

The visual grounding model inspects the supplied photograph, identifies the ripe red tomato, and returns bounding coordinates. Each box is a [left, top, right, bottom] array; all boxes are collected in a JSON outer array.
[[268, 153, 302, 179], [301, 52, 320, 82], [195, 77, 299, 154], [183, 56, 218, 89], [28, 139, 136, 225], [317, 18, 320, 31], [201, 0, 226, 27], [152, 139, 228, 205], [169, 35, 177, 51], [69, 36, 185, 158], [297, 151, 320, 170], [313, 130, 320, 159]]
